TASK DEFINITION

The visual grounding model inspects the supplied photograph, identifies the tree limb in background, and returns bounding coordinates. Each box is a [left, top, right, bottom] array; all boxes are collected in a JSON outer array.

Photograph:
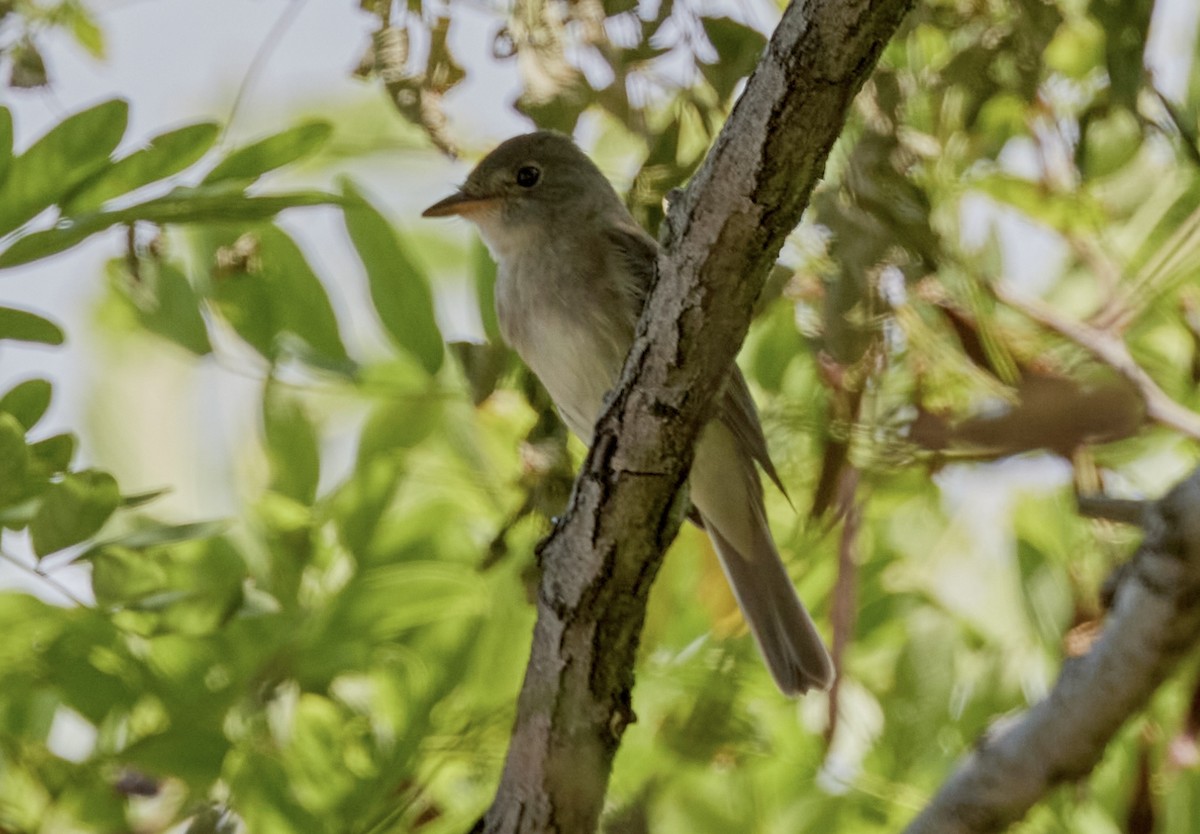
[[905, 466, 1200, 834], [996, 285, 1200, 441], [476, 0, 916, 831]]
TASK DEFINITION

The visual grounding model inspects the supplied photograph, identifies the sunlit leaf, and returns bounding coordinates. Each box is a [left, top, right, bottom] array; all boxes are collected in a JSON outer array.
[[81, 519, 227, 557], [329, 459, 402, 560], [263, 383, 320, 506], [357, 397, 441, 467], [973, 174, 1105, 231], [66, 5, 106, 57], [202, 121, 333, 185], [122, 722, 230, 790], [1079, 107, 1143, 178], [256, 227, 347, 360], [89, 545, 169, 607], [1044, 16, 1105, 79], [42, 611, 131, 723]]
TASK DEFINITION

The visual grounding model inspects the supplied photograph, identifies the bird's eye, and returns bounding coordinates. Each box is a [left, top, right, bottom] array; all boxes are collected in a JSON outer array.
[[515, 165, 541, 188]]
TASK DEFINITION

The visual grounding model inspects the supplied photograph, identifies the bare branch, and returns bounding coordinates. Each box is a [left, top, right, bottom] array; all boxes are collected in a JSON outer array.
[[905, 467, 1200, 834], [996, 285, 1200, 440], [477, 0, 916, 831], [1077, 495, 1149, 526]]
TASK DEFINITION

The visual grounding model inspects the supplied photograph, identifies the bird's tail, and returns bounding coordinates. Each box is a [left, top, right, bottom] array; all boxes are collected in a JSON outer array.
[[689, 420, 833, 696], [706, 522, 835, 696]]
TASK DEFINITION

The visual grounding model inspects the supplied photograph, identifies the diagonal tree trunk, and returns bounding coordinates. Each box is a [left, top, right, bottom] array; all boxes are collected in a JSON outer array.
[[476, 1, 916, 831]]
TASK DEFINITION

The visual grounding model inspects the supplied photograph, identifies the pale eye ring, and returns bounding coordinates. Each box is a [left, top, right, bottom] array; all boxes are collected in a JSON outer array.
[[516, 165, 541, 188]]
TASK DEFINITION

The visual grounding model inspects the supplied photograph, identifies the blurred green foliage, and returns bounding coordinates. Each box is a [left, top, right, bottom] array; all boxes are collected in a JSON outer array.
[[1, 0, 1200, 832]]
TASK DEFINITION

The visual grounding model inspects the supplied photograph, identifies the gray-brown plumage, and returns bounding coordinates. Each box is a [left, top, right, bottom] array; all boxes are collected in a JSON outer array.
[[424, 131, 833, 695]]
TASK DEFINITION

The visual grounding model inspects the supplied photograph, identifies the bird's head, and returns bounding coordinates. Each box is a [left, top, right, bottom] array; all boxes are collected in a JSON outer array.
[[422, 131, 619, 242]]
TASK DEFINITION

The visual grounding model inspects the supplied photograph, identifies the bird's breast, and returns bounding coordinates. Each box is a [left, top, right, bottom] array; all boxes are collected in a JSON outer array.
[[494, 254, 635, 440]]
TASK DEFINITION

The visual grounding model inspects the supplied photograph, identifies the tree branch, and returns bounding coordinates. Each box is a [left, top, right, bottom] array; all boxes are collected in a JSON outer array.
[[996, 284, 1200, 441], [904, 466, 1200, 834], [477, 1, 915, 831]]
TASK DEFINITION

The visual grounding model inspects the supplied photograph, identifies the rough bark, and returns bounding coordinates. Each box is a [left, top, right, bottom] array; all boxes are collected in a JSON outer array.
[[905, 467, 1200, 834], [477, 1, 915, 832]]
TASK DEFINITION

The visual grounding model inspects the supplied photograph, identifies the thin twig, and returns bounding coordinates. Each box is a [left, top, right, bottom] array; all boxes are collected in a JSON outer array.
[[0, 548, 90, 607], [1077, 495, 1149, 526], [1153, 87, 1200, 170], [222, 0, 312, 144]]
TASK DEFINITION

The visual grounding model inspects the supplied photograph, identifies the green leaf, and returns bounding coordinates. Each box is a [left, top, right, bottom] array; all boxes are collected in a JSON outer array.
[[0, 413, 33, 509], [699, 18, 766, 101], [41, 612, 130, 723], [0, 99, 129, 236], [450, 341, 510, 406], [1093, 0, 1154, 109], [0, 379, 52, 430], [1078, 106, 1143, 179], [88, 545, 168, 607], [341, 179, 443, 374], [356, 396, 441, 468], [973, 174, 1105, 232], [29, 433, 75, 474], [128, 186, 341, 223], [0, 307, 64, 345], [209, 226, 347, 361], [0, 107, 12, 189], [319, 561, 485, 641], [263, 383, 320, 505], [29, 470, 121, 557], [68, 6, 107, 58], [1044, 17, 1105, 80], [255, 227, 347, 360], [473, 236, 501, 343], [83, 519, 227, 556], [0, 215, 110, 268], [0, 188, 340, 268], [202, 121, 333, 185], [122, 722, 230, 790], [111, 261, 212, 355], [330, 460, 402, 559], [65, 122, 220, 214]]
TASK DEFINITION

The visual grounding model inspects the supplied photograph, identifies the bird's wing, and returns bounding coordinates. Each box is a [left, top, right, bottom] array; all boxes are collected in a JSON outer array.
[[719, 367, 789, 500], [604, 217, 788, 500], [602, 220, 658, 307]]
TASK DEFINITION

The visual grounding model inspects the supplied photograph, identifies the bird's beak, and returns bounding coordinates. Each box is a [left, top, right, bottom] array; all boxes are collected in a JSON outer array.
[[421, 190, 494, 218]]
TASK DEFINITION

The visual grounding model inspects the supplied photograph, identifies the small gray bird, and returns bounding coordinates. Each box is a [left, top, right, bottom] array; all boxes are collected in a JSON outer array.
[[423, 131, 834, 695]]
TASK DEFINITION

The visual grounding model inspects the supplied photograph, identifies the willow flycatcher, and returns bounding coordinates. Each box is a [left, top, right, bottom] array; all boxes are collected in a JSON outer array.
[[424, 131, 833, 695]]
